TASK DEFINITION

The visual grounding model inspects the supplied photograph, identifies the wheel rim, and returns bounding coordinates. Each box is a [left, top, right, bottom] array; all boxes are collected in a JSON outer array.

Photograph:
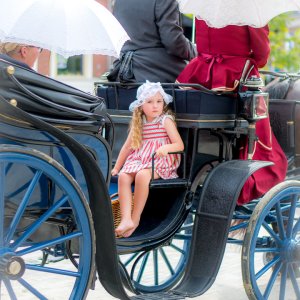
[[119, 212, 193, 293], [242, 181, 300, 300], [0, 149, 95, 299]]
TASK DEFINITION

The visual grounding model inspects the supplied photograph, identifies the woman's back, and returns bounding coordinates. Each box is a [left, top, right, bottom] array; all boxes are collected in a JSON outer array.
[[114, 0, 163, 51], [111, 0, 196, 83]]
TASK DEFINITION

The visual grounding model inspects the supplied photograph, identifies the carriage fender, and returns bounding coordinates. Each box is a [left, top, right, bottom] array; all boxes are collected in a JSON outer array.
[[173, 159, 273, 297]]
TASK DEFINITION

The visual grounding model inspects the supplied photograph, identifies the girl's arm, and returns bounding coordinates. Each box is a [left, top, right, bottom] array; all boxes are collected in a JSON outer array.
[[111, 131, 133, 175], [156, 118, 184, 157]]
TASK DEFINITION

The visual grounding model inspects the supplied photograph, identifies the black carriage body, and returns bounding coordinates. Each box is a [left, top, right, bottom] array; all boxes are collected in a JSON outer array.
[[0, 53, 298, 300], [96, 82, 300, 299], [94, 83, 279, 297]]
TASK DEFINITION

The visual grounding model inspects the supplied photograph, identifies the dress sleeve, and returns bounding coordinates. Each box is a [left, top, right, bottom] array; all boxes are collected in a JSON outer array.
[[155, 0, 196, 60], [161, 114, 175, 127], [248, 25, 270, 68]]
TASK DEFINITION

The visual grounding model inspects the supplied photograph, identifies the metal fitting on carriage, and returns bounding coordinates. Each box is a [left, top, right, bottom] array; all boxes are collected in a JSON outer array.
[[9, 99, 17, 107], [238, 90, 269, 122], [184, 191, 194, 208], [243, 76, 264, 89], [6, 65, 15, 75]]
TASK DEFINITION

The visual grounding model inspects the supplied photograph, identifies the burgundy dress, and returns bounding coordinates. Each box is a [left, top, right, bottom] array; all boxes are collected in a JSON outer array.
[[177, 20, 287, 205]]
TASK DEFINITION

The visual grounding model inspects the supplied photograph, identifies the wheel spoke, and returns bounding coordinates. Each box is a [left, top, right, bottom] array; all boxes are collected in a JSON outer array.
[[286, 196, 297, 238], [180, 223, 193, 231], [121, 252, 139, 267], [159, 247, 175, 275], [293, 218, 300, 235], [11, 195, 69, 250], [254, 247, 279, 253], [136, 252, 150, 283], [263, 261, 282, 299], [275, 202, 286, 240], [173, 233, 192, 241], [0, 162, 5, 247], [262, 221, 282, 245], [3, 277, 17, 300], [289, 263, 300, 298], [17, 231, 82, 255], [255, 255, 280, 279], [18, 278, 48, 300], [153, 249, 159, 285], [170, 243, 186, 255], [26, 264, 80, 277], [279, 264, 287, 300], [5, 170, 42, 244]]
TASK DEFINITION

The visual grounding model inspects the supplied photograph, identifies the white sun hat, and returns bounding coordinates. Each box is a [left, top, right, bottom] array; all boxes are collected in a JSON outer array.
[[129, 81, 173, 112]]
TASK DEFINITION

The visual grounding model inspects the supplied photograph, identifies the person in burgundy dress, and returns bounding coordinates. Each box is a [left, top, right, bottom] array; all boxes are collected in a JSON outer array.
[[177, 19, 287, 205]]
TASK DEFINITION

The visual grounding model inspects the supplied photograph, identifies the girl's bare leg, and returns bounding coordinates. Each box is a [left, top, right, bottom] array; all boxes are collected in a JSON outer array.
[[115, 173, 135, 237], [123, 169, 160, 237]]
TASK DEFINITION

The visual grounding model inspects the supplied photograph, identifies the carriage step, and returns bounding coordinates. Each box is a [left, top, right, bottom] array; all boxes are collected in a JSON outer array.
[[131, 292, 185, 299]]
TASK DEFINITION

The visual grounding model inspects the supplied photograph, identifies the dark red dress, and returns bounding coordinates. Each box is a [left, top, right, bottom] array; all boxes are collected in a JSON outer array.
[[177, 20, 288, 205], [177, 19, 270, 89]]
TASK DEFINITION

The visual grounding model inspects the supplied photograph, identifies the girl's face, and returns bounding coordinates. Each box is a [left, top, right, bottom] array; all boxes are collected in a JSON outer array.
[[141, 91, 164, 122]]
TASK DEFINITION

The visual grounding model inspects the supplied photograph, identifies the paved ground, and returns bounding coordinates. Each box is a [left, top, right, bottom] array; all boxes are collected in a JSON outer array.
[[2, 244, 297, 299], [86, 246, 249, 300]]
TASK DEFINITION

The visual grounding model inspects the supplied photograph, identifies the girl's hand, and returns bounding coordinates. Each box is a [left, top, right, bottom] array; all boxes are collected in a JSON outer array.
[[155, 146, 168, 157], [111, 168, 119, 176]]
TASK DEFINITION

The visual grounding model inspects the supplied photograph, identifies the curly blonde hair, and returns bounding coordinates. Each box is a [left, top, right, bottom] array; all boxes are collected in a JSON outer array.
[[130, 105, 175, 149]]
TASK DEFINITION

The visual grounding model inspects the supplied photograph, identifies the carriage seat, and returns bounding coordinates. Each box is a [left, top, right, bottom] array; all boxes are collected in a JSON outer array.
[[109, 151, 190, 191], [96, 84, 237, 115], [0, 58, 106, 132]]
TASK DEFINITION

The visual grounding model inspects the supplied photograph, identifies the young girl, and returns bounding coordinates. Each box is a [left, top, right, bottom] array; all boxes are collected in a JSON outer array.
[[111, 81, 184, 237]]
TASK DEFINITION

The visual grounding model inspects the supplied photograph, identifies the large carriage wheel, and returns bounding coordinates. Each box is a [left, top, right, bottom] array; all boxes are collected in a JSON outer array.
[[0, 146, 95, 299], [119, 212, 193, 293], [242, 180, 300, 300]]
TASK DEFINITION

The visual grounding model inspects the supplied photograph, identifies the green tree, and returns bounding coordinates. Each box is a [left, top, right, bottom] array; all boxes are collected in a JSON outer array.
[[268, 13, 300, 72]]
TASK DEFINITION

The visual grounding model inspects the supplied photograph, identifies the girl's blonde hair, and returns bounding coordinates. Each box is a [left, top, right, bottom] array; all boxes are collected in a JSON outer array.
[[130, 105, 174, 149]]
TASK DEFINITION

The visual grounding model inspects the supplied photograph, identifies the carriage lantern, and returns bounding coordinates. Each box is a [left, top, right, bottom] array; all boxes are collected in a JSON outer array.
[[238, 76, 269, 122]]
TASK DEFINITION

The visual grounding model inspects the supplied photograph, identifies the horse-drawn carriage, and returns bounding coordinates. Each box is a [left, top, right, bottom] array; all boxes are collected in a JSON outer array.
[[0, 57, 299, 300]]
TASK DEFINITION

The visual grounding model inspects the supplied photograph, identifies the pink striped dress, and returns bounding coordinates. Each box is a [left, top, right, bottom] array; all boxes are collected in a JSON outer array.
[[120, 114, 181, 179]]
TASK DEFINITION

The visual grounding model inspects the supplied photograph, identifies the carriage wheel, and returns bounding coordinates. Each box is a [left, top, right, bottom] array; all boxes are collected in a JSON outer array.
[[0, 146, 95, 299], [119, 211, 194, 293], [242, 180, 300, 300]]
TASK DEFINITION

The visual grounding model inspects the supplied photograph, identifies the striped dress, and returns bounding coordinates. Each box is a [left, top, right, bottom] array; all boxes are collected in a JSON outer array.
[[120, 114, 181, 179]]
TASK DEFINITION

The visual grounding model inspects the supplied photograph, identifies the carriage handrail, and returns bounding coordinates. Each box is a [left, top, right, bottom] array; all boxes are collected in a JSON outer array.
[[261, 70, 300, 80]]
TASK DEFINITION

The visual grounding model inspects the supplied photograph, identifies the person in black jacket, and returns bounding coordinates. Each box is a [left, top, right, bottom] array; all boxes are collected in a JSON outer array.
[[108, 0, 196, 83]]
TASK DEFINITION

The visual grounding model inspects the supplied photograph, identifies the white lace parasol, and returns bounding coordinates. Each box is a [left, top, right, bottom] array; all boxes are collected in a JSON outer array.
[[178, 0, 300, 28]]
